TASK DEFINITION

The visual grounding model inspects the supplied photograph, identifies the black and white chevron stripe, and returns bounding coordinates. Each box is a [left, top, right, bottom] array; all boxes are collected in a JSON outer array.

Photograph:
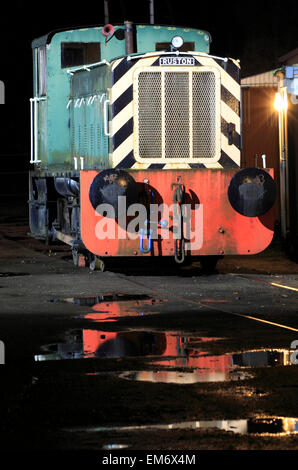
[[110, 53, 241, 170]]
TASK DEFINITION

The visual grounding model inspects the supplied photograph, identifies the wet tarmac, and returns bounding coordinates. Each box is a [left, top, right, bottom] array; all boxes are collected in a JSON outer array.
[[2, 212, 298, 453]]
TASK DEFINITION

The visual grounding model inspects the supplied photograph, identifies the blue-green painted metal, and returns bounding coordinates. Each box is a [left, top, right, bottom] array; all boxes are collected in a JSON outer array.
[[70, 65, 111, 169], [31, 24, 211, 171], [135, 25, 210, 55]]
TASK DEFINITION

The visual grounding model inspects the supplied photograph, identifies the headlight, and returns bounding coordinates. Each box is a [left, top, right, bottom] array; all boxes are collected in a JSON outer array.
[[171, 36, 184, 50]]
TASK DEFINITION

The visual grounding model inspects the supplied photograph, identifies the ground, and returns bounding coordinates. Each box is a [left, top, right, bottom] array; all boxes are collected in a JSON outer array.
[[1, 202, 298, 462]]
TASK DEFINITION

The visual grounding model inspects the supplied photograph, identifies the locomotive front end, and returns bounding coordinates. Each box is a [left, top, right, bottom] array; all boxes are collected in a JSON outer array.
[[80, 38, 276, 264]]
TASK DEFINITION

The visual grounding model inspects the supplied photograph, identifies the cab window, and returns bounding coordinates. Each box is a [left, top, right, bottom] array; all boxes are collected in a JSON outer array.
[[61, 42, 101, 68]]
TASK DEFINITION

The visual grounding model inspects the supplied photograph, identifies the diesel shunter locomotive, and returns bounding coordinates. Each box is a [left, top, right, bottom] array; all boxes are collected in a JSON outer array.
[[29, 21, 276, 270]]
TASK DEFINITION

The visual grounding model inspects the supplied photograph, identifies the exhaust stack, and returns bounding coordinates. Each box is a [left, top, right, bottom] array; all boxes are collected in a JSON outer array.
[[124, 21, 136, 54]]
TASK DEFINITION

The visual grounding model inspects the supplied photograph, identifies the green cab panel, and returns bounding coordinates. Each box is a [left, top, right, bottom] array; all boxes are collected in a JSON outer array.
[[31, 24, 211, 171]]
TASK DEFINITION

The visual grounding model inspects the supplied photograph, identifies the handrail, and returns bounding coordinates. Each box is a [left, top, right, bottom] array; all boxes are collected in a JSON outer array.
[[127, 50, 228, 63], [103, 99, 112, 137], [30, 96, 47, 164], [66, 59, 111, 75]]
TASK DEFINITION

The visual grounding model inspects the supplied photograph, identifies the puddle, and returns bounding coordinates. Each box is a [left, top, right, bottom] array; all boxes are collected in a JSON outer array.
[[118, 348, 293, 384], [35, 295, 296, 382], [48, 294, 165, 323], [53, 293, 153, 306], [35, 327, 294, 384], [35, 330, 178, 361], [65, 416, 298, 436], [0, 272, 29, 277], [118, 369, 250, 384], [85, 298, 165, 323], [102, 444, 130, 450], [231, 349, 292, 367]]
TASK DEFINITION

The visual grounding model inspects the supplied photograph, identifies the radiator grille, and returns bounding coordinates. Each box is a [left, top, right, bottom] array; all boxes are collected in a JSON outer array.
[[138, 72, 162, 158], [165, 72, 189, 158], [136, 69, 219, 161], [193, 72, 216, 158]]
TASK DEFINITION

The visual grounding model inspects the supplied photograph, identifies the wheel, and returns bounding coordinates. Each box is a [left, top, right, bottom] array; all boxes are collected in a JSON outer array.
[[97, 259, 105, 272], [89, 255, 105, 272]]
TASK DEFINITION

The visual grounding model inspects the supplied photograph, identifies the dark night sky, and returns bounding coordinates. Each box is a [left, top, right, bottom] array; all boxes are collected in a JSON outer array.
[[0, 0, 297, 158]]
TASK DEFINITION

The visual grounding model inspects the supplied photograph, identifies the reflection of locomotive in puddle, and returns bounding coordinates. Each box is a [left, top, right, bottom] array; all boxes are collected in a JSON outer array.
[[35, 329, 167, 361], [35, 329, 293, 384], [247, 417, 298, 435], [92, 331, 166, 358], [35, 329, 216, 362], [203, 417, 298, 435], [86, 417, 298, 435], [35, 329, 234, 384], [84, 297, 163, 322], [232, 349, 292, 367]]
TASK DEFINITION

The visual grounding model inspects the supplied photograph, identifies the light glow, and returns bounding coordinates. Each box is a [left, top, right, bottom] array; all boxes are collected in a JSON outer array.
[[274, 92, 283, 111], [274, 92, 288, 111]]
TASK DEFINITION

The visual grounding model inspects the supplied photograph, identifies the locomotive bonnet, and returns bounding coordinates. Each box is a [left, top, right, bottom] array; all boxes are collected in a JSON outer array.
[[29, 21, 276, 270]]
